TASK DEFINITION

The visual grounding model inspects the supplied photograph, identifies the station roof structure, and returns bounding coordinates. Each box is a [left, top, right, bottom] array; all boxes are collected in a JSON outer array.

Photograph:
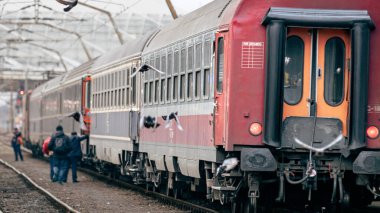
[[0, 0, 211, 86]]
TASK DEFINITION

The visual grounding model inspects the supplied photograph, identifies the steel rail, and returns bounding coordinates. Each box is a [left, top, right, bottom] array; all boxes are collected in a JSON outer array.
[[0, 158, 79, 213], [15, 143, 217, 213]]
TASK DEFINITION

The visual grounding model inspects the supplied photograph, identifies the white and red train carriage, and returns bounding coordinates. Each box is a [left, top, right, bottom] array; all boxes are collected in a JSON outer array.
[[136, 0, 380, 211], [24, 0, 380, 211]]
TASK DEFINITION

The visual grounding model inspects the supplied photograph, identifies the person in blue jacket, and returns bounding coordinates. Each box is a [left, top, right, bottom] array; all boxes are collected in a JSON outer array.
[[11, 128, 24, 161], [64, 132, 88, 183]]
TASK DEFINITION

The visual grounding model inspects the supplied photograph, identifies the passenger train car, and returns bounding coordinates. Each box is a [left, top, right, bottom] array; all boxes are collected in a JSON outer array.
[[24, 0, 380, 212], [26, 61, 92, 155]]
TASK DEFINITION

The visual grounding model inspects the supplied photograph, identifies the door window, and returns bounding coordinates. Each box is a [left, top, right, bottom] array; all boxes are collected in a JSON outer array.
[[284, 36, 304, 105], [324, 37, 345, 106]]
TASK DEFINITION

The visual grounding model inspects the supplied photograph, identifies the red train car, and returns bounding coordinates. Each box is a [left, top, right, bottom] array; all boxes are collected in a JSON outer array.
[[138, 0, 380, 211]]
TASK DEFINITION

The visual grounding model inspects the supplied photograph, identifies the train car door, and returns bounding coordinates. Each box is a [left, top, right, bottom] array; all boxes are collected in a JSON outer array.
[[214, 32, 228, 146], [81, 75, 91, 133], [283, 28, 350, 136]]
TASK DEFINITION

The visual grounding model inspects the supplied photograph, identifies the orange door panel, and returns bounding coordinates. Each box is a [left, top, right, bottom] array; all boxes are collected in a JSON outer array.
[[317, 29, 350, 136], [283, 28, 311, 119], [283, 28, 351, 136]]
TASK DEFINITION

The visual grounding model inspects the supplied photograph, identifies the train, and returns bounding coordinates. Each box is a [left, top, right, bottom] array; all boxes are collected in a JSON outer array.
[[21, 0, 380, 212]]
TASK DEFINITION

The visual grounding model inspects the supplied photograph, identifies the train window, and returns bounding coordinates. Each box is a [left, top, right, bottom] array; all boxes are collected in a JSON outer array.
[[99, 76, 102, 91], [168, 52, 173, 75], [150, 58, 155, 80], [203, 68, 210, 98], [195, 71, 201, 99], [121, 71, 124, 87], [204, 40, 211, 67], [96, 94, 99, 109], [160, 79, 165, 103], [86, 82, 91, 108], [187, 72, 193, 100], [118, 89, 122, 106], [116, 72, 119, 88], [113, 89, 120, 107], [107, 91, 110, 108], [111, 91, 114, 107], [126, 88, 130, 106], [216, 37, 224, 93], [173, 76, 178, 101], [174, 50, 179, 74], [126, 69, 130, 86], [105, 75, 108, 90], [161, 55, 166, 73], [95, 93, 97, 109], [103, 92, 105, 108], [112, 73, 115, 88], [109, 74, 112, 89], [324, 37, 345, 106], [100, 93, 103, 108], [188, 46, 193, 71], [132, 68, 137, 105], [166, 77, 172, 103], [195, 43, 202, 69], [99, 93, 102, 108], [120, 71, 123, 87], [100, 76, 103, 91], [93, 79, 96, 93], [144, 82, 148, 104], [155, 57, 160, 74], [149, 81, 153, 104], [154, 80, 159, 103], [115, 72, 118, 88], [180, 74, 185, 101], [120, 89, 124, 107], [115, 90, 117, 107], [284, 36, 304, 105], [181, 48, 186, 73]]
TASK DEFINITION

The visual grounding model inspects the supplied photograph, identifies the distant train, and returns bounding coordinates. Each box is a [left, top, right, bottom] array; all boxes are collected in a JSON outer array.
[[22, 0, 380, 212]]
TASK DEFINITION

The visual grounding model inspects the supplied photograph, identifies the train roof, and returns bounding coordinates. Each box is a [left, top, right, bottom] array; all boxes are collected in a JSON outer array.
[[63, 59, 95, 85], [143, 0, 241, 53], [30, 73, 66, 99], [91, 31, 157, 74]]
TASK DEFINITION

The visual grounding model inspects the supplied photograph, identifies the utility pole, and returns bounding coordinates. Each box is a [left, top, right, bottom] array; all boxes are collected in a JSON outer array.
[[165, 0, 178, 19]]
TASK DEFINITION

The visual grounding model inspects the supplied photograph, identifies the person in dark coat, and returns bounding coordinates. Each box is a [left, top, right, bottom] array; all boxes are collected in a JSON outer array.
[[48, 125, 71, 184], [64, 132, 88, 183], [11, 128, 23, 161]]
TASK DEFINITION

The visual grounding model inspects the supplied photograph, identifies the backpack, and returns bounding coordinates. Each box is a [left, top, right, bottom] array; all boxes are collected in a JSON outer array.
[[11, 136, 17, 146], [53, 136, 70, 155]]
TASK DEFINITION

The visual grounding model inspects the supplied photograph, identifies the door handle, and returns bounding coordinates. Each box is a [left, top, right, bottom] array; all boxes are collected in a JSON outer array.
[[317, 67, 322, 78]]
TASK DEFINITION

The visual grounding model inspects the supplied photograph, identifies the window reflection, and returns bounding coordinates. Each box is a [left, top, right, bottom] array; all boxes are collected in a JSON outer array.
[[284, 36, 304, 105], [324, 37, 345, 106]]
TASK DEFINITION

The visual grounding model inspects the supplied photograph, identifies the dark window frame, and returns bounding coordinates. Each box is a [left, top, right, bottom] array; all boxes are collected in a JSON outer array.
[[284, 35, 305, 105], [216, 37, 224, 93], [324, 37, 346, 106]]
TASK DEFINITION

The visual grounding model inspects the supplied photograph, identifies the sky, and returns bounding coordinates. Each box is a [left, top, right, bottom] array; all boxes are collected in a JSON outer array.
[[171, 0, 213, 13]]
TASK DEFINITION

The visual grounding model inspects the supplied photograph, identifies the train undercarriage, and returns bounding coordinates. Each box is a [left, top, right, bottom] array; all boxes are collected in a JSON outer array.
[[28, 140, 380, 212]]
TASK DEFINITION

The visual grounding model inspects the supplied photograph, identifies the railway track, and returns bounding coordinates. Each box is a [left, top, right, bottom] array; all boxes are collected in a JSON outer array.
[[77, 167, 220, 213], [0, 158, 78, 213], [13, 141, 219, 213], [3, 137, 379, 213]]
